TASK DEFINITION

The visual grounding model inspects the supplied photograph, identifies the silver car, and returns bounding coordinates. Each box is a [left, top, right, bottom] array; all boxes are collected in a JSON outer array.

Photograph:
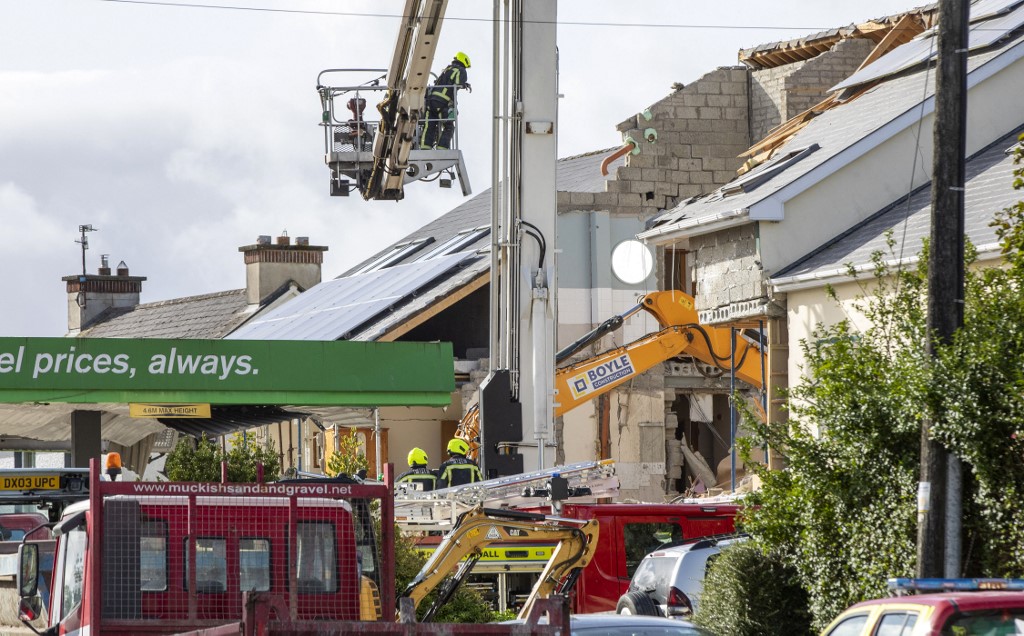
[[616, 534, 748, 618]]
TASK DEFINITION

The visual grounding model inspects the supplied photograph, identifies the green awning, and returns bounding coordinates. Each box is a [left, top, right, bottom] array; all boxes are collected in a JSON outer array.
[[0, 338, 455, 407]]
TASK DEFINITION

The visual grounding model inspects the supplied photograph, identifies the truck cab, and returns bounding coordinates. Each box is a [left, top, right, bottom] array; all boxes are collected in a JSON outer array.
[[559, 502, 741, 614], [18, 473, 385, 636]]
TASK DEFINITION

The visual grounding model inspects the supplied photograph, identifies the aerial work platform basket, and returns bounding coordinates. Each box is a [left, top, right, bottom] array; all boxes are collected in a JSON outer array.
[[317, 69, 472, 200]]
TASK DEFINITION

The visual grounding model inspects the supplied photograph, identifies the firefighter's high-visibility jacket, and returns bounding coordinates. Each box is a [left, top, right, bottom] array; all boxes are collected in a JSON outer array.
[[426, 61, 468, 105], [396, 466, 438, 491], [437, 455, 482, 488]]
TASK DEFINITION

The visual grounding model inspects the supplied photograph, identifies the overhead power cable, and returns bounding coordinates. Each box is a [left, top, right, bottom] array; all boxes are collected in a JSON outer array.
[[93, 0, 837, 32]]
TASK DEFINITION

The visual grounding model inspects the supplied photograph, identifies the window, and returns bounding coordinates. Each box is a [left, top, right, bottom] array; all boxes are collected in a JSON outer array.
[[623, 523, 683, 578], [629, 555, 674, 603], [720, 143, 820, 197], [140, 520, 167, 591], [941, 610, 1024, 635], [416, 227, 489, 261], [824, 613, 869, 636], [295, 522, 338, 593], [875, 611, 918, 635], [184, 537, 227, 594], [350, 238, 434, 274], [59, 525, 88, 621], [240, 538, 271, 592]]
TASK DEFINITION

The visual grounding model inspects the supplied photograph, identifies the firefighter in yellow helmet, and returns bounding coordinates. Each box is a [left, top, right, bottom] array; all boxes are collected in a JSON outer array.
[[437, 437, 483, 489], [396, 447, 437, 491], [420, 52, 471, 150]]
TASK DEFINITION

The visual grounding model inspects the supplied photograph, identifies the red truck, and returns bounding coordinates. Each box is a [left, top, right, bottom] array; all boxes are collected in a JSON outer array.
[[414, 500, 741, 615], [13, 461, 571, 636]]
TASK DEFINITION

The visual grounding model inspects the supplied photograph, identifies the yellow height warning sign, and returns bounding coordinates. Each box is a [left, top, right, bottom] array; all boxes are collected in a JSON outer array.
[[130, 403, 211, 418]]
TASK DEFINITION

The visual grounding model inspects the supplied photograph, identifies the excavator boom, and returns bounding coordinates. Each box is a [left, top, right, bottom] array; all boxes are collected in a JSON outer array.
[[458, 290, 764, 459], [400, 507, 599, 621]]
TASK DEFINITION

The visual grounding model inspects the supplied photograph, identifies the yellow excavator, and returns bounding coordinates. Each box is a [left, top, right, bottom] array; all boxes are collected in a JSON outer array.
[[457, 289, 765, 459], [399, 507, 599, 621]]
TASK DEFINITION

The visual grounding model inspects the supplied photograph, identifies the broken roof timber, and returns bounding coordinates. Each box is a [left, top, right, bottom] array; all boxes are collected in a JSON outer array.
[[738, 5, 937, 70]]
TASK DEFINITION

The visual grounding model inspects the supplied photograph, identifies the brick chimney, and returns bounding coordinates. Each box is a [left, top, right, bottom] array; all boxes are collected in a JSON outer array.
[[238, 234, 327, 305], [63, 256, 146, 334]]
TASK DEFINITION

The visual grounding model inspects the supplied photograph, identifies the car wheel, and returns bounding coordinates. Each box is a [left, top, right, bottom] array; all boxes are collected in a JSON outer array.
[[616, 591, 661, 617]]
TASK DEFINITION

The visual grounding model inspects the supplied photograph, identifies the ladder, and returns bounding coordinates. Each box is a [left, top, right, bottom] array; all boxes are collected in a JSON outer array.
[[394, 460, 619, 530]]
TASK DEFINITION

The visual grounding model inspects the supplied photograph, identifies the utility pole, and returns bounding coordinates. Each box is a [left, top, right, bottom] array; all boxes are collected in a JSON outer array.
[[918, 0, 968, 579]]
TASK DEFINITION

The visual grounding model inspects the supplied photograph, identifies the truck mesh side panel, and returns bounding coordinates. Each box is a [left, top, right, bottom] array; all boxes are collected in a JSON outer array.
[[100, 491, 361, 625], [102, 499, 142, 619]]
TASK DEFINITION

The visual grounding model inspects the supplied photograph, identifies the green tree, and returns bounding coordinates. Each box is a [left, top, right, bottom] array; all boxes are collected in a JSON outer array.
[[165, 432, 280, 482], [324, 429, 369, 477], [737, 134, 1024, 629]]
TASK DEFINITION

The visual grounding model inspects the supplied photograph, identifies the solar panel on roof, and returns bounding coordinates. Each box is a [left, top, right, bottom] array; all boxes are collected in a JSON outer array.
[[832, 0, 1024, 92], [831, 34, 937, 92], [969, 1, 1024, 48], [970, 0, 1024, 23], [227, 251, 475, 341]]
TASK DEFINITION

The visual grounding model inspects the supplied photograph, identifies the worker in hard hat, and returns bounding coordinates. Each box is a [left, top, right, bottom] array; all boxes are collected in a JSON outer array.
[[419, 52, 471, 150], [437, 438, 483, 488], [396, 447, 438, 491]]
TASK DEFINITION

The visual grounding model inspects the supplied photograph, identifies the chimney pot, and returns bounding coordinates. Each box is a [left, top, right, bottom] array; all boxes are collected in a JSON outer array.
[[257, 235, 271, 245], [276, 235, 291, 246], [296, 236, 309, 246], [116, 260, 129, 276]]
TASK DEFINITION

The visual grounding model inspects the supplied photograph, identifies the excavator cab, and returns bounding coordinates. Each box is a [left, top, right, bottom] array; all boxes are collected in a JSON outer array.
[[317, 69, 472, 200]]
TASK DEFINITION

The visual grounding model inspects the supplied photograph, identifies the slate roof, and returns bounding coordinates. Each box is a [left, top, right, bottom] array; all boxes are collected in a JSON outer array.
[[233, 149, 621, 343], [343, 148, 620, 276], [773, 127, 1024, 283], [643, 28, 1024, 237], [79, 289, 256, 339]]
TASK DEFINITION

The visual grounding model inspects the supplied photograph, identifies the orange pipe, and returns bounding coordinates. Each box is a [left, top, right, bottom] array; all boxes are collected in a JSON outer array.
[[600, 140, 637, 176]]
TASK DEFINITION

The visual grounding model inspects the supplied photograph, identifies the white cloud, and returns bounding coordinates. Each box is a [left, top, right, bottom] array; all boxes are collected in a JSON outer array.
[[0, 0, 925, 336]]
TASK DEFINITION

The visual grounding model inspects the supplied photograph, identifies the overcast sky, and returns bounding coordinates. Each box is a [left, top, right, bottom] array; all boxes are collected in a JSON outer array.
[[0, 0, 919, 337]]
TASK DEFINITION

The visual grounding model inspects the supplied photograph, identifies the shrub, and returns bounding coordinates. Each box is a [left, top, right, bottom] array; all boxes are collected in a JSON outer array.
[[695, 542, 812, 636]]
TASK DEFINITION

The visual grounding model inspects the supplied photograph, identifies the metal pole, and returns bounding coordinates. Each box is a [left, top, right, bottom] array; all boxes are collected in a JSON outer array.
[[730, 327, 737, 491], [374, 407, 383, 479]]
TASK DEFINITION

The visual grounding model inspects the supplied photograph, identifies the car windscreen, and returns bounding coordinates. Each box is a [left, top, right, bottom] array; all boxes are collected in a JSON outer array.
[[941, 610, 1024, 635], [574, 625, 711, 635], [628, 555, 676, 603]]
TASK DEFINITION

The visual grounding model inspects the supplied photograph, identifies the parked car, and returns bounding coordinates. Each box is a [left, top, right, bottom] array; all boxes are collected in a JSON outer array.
[[503, 613, 714, 635], [616, 533, 748, 618], [820, 578, 1024, 635]]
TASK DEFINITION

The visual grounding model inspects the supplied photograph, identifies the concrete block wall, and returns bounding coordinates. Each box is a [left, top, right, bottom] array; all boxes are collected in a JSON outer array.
[[689, 224, 763, 319], [614, 67, 751, 213], [751, 38, 875, 142], [557, 67, 751, 219]]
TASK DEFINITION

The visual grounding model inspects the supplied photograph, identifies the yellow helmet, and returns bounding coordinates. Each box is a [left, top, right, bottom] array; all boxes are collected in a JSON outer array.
[[407, 447, 428, 467], [447, 438, 469, 456], [455, 52, 471, 68]]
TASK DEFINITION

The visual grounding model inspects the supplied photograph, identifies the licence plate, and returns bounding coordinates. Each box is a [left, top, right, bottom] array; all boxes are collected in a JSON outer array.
[[0, 475, 60, 490]]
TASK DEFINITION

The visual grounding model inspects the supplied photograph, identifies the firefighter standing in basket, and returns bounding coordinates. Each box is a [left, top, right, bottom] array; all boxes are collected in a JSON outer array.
[[419, 52, 471, 150], [437, 438, 483, 488], [396, 447, 438, 492]]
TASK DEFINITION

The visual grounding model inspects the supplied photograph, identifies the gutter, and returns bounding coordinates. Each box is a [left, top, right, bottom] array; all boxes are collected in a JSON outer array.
[[637, 208, 751, 245], [771, 243, 1002, 292]]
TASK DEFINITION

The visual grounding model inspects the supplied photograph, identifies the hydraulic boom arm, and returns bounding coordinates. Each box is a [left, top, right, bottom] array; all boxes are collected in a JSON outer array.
[[364, 0, 448, 200], [400, 507, 599, 621], [457, 290, 764, 459]]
